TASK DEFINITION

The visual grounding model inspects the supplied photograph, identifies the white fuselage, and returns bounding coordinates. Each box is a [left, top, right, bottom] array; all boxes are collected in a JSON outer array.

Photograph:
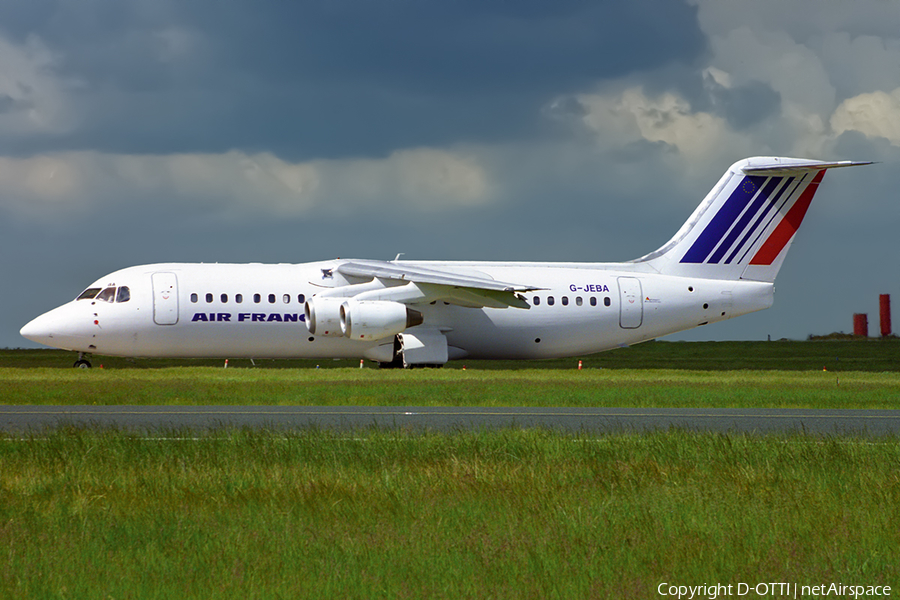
[[21, 157, 868, 365], [22, 260, 774, 361]]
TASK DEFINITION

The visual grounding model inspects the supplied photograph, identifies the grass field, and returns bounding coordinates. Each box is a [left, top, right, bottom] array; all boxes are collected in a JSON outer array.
[[2, 429, 898, 598], [5, 338, 900, 371], [3, 367, 900, 409], [3, 342, 898, 597], [3, 340, 900, 409]]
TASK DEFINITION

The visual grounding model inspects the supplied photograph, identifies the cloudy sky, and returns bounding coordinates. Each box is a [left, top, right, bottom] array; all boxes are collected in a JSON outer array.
[[3, 0, 899, 350]]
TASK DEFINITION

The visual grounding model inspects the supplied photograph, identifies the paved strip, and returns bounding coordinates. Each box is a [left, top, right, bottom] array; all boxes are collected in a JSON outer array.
[[2, 406, 899, 435]]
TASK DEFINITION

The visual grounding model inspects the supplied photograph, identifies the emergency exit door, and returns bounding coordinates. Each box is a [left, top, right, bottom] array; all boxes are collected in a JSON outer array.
[[152, 272, 179, 325]]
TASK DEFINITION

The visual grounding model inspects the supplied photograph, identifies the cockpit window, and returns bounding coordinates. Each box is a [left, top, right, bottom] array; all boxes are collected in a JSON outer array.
[[96, 287, 116, 303], [116, 286, 131, 303], [77, 288, 102, 301]]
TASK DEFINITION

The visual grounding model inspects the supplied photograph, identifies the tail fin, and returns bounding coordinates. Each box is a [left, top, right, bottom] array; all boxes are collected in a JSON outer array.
[[638, 157, 871, 282]]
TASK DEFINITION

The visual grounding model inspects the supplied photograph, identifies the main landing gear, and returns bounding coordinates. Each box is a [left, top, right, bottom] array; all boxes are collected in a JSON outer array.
[[73, 352, 92, 369], [376, 336, 444, 369]]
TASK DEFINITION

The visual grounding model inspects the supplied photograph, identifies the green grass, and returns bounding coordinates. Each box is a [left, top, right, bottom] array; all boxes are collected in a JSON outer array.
[[4, 341, 900, 409], [2, 367, 900, 409], [3, 343, 898, 597], [5, 338, 900, 371], [1, 429, 898, 598]]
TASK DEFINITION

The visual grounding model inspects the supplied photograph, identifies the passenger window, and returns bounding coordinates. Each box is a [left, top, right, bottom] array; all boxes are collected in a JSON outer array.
[[562, 296, 569, 306], [191, 293, 198, 303], [206, 293, 213, 303], [268, 294, 276, 304], [547, 296, 555, 306], [533, 296, 540, 306], [96, 287, 116, 303], [576, 297, 583, 306], [77, 288, 102, 301], [236, 294, 243, 304], [604, 297, 611, 307], [590, 297, 597, 307], [254, 294, 261, 304], [298, 294, 306, 304], [221, 294, 228, 303], [283, 294, 290, 304], [116, 286, 131, 303]]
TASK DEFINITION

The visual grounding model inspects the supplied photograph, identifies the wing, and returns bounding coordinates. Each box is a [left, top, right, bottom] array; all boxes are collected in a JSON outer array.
[[337, 259, 538, 292], [316, 259, 540, 309]]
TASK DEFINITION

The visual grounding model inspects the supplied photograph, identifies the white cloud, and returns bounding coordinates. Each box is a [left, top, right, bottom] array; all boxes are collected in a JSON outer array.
[[816, 33, 900, 99], [321, 148, 490, 212], [831, 89, 900, 146], [691, 0, 900, 48], [684, 0, 900, 159], [0, 148, 492, 222], [556, 0, 900, 169], [572, 86, 754, 182], [0, 154, 85, 208], [708, 26, 836, 118], [0, 34, 76, 135]]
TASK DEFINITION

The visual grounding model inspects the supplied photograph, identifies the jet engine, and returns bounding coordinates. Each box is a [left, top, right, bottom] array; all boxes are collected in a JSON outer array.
[[304, 297, 346, 337], [340, 300, 424, 341]]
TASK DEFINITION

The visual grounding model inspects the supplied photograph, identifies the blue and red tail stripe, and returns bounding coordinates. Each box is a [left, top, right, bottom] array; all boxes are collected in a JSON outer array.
[[708, 176, 784, 264], [679, 175, 769, 264], [750, 170, 824, 265], [727, 176, 799, 264], [680, 170, 825, 267]]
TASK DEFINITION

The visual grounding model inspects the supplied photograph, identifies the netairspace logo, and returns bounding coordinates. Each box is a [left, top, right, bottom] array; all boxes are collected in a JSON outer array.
[[657, 582, 892, 599]]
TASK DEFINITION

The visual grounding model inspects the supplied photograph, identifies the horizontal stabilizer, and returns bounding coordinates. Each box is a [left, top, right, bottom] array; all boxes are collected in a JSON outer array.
[[741, 158, 874, 176]]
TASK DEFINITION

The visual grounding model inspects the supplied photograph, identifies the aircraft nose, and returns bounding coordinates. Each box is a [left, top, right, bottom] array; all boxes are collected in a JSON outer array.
[[20, 311, 58, 345], [20, 303, 95, 349]]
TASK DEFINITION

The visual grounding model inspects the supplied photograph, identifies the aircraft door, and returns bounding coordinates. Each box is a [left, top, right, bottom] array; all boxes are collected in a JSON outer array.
[[617, 277, 643, 329], [152, 272, 179, 325]]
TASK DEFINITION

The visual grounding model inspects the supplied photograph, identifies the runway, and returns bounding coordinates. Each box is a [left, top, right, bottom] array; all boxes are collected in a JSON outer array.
[[2, 406, 899, 436]]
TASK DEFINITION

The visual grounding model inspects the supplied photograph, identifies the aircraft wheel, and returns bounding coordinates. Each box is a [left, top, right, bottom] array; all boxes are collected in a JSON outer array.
[[73, 359, 92, 369]]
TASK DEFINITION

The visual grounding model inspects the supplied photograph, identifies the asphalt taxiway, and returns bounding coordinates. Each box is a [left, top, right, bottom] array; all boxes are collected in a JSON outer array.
[[2, 406, 899, 436]]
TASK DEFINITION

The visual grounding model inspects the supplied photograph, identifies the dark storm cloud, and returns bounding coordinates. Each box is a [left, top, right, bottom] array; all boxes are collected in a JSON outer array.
[[708, 79, 782, 130], [193, 0, 702, 93], [0, 0, 705, 158], [643, 66, 782, 132], [0, 94, 30, 114]]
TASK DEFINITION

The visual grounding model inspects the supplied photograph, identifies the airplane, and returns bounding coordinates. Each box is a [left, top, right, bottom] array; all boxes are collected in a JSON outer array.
[[21, 156, 870, 368]]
